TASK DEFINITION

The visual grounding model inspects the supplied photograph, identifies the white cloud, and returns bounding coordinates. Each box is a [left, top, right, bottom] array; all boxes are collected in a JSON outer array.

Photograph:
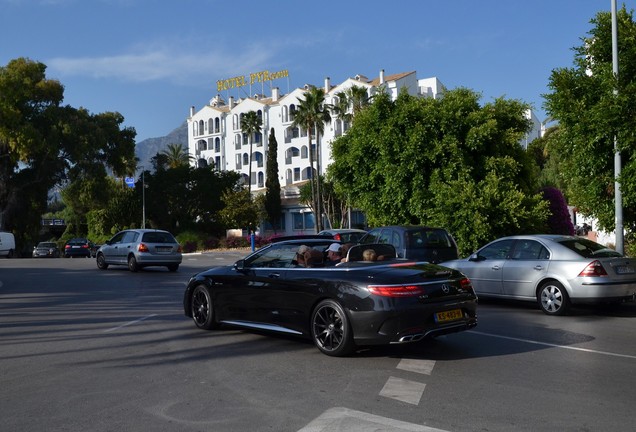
[[47, 44, 275, 86]]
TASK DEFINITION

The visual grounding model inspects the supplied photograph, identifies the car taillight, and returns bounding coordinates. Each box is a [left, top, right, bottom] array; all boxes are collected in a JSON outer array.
[[334, 233, 341, 241], [368, 284, 425, 297], [177, 245, 182, 253], [65, 245, 70, 249], [81, 244, 89, 248], [578, 260, 608, 277], [138, 243, 149, 253], [460, 277, 474, 292]]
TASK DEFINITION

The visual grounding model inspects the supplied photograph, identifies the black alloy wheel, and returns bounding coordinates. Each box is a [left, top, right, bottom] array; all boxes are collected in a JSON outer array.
[[96, 253, 109, 270], [311, 299, 355, 357], [191, 285, 218, 330], [538, 280, 570, 316], [127, 255, 139, 272]]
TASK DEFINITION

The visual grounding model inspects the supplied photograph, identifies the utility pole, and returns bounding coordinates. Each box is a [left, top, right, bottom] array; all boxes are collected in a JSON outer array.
[[611, 0, 624, 253]]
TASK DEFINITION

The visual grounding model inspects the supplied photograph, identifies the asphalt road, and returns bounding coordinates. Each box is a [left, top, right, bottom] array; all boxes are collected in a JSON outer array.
[[1, 253, 636, 432]]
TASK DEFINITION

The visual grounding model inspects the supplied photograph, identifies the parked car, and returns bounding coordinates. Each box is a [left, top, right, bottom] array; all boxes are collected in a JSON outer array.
[[64, 238, 95, 258], [358, 225, 459, 263], [96, 229, 182, 272], [443, 234, 636, 316], [0, 231, 15, 258], [183, 238, 477, 356], [318, 228, 367, 243], [33, 242, 61, 258]]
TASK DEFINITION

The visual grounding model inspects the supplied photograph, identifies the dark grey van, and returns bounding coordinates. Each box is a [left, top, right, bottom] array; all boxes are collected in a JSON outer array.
[[359, 225, 459, 264]]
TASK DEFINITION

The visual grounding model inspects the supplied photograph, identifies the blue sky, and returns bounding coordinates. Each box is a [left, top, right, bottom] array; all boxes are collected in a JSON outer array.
[[1, 0, 632, 143]]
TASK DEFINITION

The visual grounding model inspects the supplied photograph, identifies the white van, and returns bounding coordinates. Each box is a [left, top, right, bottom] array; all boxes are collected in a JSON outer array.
[[0, 232, 16, 258]]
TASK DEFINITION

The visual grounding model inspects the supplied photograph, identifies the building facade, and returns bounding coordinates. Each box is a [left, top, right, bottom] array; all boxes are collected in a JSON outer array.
[[186, 69, 539, 235]]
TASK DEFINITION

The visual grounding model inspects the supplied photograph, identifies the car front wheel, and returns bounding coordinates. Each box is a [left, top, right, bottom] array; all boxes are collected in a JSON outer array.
[[311, 299, 355, 357], [538, 281, 570, 316], [128, 255, 139, 272], [96, 253, 109, 270], [191, 285, 218, 329]]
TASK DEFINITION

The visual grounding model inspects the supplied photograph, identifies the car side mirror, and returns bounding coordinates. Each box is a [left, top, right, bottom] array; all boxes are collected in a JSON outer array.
[[468, 253, 482, 262], [234, 259, 247, 272]]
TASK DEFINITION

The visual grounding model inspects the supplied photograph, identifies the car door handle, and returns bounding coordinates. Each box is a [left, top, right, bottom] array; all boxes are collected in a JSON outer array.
[[534, 265, 543, 270], [491, 265, 500, 270], [268, 273, 281, 278]]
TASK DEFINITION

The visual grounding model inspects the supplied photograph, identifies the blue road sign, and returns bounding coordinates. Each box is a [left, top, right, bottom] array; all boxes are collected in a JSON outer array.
[[125, 177, 135, 188]]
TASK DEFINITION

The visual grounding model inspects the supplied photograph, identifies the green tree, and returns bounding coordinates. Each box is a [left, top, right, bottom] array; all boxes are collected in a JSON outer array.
[[544, 6, 636, 232], [161, 143, 192, 168], [219, 188, 258, 232], [142, 161, 240, 235], [292, 86, 331, 232], [0, 58, 136, 250], [264, 128, 282, 232], [241, 111, 262, 194], [329, 88, 548, 255]]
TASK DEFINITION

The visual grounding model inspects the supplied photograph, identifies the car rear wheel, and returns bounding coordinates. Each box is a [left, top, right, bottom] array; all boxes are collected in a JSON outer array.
[[128, 255, 139, 272], [538, 281, 570, 316], [96, 253, 109, 270], [191, 285, 218, 329], [311, 299, 355, 357]]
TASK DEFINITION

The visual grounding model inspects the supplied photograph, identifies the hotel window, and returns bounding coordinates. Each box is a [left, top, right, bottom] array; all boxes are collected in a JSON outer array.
[[294, 167, 301, 181], [289, 104, 296, 121], [235, 154, 242, 170], [243, 132, 248, 145], [233, 114, 239, 130], [215, 156, 221, 170], [254, 152, 264, 168], [215, 137, 221, 152], [199, 120, 205, 135], [235, 134, 241, 150], [214, 117, 220, 133], [243, 153, 249, 165], [301, 146, 308, 159], [258, 172, 264, 188], [292, 212, 315, 230]]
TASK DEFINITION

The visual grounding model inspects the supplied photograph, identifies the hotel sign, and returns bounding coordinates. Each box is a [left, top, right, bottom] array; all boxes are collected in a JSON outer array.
[[217, 68, 289, 92]]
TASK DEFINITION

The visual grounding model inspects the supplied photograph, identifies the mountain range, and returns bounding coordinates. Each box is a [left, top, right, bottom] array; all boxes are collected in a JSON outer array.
[[135, 122, 188, 170]]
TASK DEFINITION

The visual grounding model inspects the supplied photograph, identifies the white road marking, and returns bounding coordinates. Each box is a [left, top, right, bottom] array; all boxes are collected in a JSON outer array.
[[397, 358, 436, 375], [379, 376, 426, 405], [104, 314, 158, 333], [298, 407, 449, 432], [469, 330, 636, 360]]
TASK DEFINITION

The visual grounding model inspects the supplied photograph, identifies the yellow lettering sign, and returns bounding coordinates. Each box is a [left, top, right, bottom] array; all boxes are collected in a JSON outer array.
[[218, 69, 289, 92]]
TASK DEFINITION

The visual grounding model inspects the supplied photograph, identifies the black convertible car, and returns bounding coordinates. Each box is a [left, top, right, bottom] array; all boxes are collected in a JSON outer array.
[[183, 239, 478, 356]]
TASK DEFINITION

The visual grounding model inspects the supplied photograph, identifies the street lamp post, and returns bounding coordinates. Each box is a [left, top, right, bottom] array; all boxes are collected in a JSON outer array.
[[141, 167, 146, 229]]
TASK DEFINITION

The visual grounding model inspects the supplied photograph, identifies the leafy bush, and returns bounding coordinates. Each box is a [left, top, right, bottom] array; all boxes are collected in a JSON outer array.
[[182, 240, 198, 253]]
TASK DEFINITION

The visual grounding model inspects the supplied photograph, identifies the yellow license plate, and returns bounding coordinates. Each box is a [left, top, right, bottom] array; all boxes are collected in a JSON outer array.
[[435, 309, 463, 323]]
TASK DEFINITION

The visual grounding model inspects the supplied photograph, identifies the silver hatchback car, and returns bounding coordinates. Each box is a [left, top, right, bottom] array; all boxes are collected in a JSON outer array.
[[444, 235, 636, 315], [96, 229, 182, 272]]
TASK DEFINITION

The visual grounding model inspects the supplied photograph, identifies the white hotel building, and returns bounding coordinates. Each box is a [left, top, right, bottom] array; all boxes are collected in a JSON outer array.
[[187, 69, 540, 234]]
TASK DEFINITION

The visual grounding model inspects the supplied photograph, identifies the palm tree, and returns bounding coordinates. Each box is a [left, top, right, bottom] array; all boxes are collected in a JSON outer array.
[[331, 91, 352, 135], [346, 85, 371, 116], [292, 86, 331, 232], [161, 143, 191, 168], [240, 111, 262, 194]]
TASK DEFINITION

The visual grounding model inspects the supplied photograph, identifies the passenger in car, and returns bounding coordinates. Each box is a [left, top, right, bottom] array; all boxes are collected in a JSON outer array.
[[325, 243, 342, 266], [362, 249, 377, 262], [339, 243, 354, 263], [293, 245, 312, 267]]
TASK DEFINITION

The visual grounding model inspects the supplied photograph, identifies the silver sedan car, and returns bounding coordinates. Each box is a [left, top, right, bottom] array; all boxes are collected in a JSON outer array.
[[96, 229, 182, 272], [444, 235, 636, 315]]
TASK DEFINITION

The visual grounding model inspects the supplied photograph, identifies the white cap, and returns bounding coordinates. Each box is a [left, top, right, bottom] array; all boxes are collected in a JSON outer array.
[[327, 243, 341, 253]]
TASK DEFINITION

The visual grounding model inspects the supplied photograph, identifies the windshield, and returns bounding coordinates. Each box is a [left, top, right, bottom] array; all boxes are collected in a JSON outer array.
[[407, 229, 453, 249], [557, 238, 623, 258]]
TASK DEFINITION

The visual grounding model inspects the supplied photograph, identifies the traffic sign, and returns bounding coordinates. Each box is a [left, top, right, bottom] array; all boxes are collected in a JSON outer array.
[[125, 177, 135, 188]]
